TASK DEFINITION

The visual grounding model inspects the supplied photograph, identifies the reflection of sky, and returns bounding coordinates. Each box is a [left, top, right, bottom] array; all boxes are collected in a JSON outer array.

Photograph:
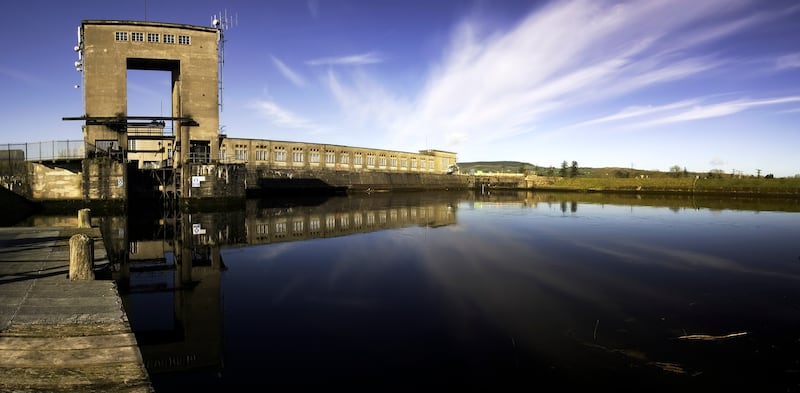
[[221, 200, 800, 383]]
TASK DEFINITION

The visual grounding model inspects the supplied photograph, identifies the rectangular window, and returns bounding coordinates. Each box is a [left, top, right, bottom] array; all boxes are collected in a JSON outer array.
[[367, 154, 375, 166], [325, 151, 335, 164], [401, 159, 407, 168], [309, 150, 320, 163], [147, 33, 159, 43], [163, 34, 175, 44], [390, 157, 397, 167], [379, 156, 387, 167], [429, 160, 434, 170], [420, 160, 426, 169], [274, 147, 286, 161], [255, 149, 269, 161], [411, 158, 417, 168], [326, 215, 336, 229], [292, 149, 304, 163], [127, 139, 137, 151], [178, 35, 191, 45], [340, 153, 350, 164], [115, 31, 128, 41], [131, 32, 144, 42], [354, 153, 362, 166], [235, 148, 248, 161]]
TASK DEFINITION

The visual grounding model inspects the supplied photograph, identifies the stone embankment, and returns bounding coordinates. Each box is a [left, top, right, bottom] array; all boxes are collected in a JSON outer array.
[[0, 225, 152, 392]]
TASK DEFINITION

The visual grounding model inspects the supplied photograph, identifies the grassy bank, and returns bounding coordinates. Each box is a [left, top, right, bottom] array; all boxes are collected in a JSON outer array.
[[533, 177, 800, 197]]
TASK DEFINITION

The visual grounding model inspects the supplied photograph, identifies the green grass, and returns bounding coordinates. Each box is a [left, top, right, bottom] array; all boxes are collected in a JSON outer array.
[[533, 176, 800, 196]]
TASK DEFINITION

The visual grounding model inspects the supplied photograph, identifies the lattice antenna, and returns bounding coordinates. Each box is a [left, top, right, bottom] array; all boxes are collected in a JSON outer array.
[[212, 10, 238, 111]]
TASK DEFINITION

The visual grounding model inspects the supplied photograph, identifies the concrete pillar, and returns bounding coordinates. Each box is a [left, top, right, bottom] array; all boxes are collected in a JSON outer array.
[[69, 234, 95, 280], [78, 208, 91, 228]]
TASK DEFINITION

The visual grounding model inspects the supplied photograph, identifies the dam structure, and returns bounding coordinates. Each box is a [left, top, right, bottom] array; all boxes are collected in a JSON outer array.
[[51, 19, 465, 204]]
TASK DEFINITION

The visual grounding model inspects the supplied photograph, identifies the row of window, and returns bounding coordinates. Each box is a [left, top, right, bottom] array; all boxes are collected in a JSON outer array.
[[223, 148, 438, 169], [251, 208, 441, 236], [115, 31, 190, 45]]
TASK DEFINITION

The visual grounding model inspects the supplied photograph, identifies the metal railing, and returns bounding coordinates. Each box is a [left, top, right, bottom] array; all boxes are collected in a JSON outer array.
[[1, 140, 85, 162]]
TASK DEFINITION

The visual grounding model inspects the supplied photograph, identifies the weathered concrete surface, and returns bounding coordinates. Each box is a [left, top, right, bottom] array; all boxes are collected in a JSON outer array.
[[0, 227, 152, 392]]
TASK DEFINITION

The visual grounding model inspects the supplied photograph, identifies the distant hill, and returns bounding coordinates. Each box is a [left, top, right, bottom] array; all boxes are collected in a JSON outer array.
[[457, 161, 719, 179]]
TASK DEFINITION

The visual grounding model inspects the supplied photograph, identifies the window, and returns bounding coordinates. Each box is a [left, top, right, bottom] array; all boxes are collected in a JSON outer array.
[[367, 154, 375, 166], [128, 140, 137, 151], [255, 149, 268, 161], [163, 34, 175, 44], [379, 156, 387, 167], [340, 153, 350, 164], [131, 32, 144, 42], [401, 159, 407, 168], [420, 159, 426, 169], [390, 157, 397, 167], [274, 147, 286, 161], [219, 148, 227, 161], [354, 153, 362, 166], [442, 158, 449, 170], [429, 160, 434, 170], [292, 148, 304, 163], [326, 215, 336, 229], [411, 158, 417, 168], [235, 147, 248, 161], [147, 33, 159, 43], [325, 151, 335, 164], [115, 31, 128, 41], [178, 35, 191, 45], [309, 150, 320, 163]]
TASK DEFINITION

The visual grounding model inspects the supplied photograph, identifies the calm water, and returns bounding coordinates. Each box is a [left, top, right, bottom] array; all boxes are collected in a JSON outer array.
[[92, 192, 800, 391]]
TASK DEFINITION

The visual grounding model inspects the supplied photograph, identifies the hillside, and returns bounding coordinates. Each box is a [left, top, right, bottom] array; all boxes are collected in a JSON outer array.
[[457, 161, 754, 179]]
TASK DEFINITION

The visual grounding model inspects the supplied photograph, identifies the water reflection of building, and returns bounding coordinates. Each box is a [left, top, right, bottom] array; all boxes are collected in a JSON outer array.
[[116, 192, 462, 377]]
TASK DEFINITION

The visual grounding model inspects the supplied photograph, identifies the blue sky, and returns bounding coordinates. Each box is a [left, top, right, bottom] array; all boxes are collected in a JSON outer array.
[[1, 0, 799, 176]]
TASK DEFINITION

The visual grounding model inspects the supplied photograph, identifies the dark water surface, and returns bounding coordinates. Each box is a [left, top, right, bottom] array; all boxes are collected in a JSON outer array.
[[70, 192, 800, 391]]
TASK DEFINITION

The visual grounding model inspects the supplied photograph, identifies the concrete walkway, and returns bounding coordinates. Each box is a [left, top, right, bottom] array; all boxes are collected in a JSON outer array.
[[0, 227, 153, 392]]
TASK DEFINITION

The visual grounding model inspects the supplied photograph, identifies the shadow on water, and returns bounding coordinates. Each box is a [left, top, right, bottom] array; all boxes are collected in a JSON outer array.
[[9, 191, 800, 391]]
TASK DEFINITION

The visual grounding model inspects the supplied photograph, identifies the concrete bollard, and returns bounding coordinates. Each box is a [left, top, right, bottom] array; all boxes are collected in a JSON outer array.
[[78, 208, 92, 229], [69, 234, 95, 280]]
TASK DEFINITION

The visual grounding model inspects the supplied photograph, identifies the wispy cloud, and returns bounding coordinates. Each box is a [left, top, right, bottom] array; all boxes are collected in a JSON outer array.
[[250, 99, 320, 130], [320, 0, 793, 150], [634, 96, 800, 127], [306, 52, 383, 66], [307, 0, 320, 19], [270, 55, 306, 87], [776, 53, 800, 70], [0, 66, 46, 86], [571, 96, 800, 129]]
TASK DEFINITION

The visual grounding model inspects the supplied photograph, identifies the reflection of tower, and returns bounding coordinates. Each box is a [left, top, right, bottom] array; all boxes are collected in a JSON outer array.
[[123, 210, 228, 376]]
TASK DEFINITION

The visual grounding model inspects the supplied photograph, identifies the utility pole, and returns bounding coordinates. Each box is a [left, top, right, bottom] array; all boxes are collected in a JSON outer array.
[[756, 169, 762, 178]]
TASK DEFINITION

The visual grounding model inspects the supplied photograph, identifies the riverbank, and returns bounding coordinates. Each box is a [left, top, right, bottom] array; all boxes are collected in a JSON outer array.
[[530, 176, 800, 197]]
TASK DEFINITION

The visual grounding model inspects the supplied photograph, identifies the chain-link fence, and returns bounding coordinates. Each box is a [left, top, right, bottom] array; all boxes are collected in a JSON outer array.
[[0, 140, 85, 178], [1, 140, 85, 162]]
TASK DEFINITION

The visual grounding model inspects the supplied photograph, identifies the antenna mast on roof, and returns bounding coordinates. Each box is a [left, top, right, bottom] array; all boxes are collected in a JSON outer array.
[[212, 9, 237, 112]]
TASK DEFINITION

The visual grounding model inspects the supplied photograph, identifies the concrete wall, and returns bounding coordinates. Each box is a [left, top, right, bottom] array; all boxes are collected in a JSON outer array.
[[28, 163, 83, 200], [23, 159, 125, 201], [184, 163, 247, 199], [83, 159, 127, 200]]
